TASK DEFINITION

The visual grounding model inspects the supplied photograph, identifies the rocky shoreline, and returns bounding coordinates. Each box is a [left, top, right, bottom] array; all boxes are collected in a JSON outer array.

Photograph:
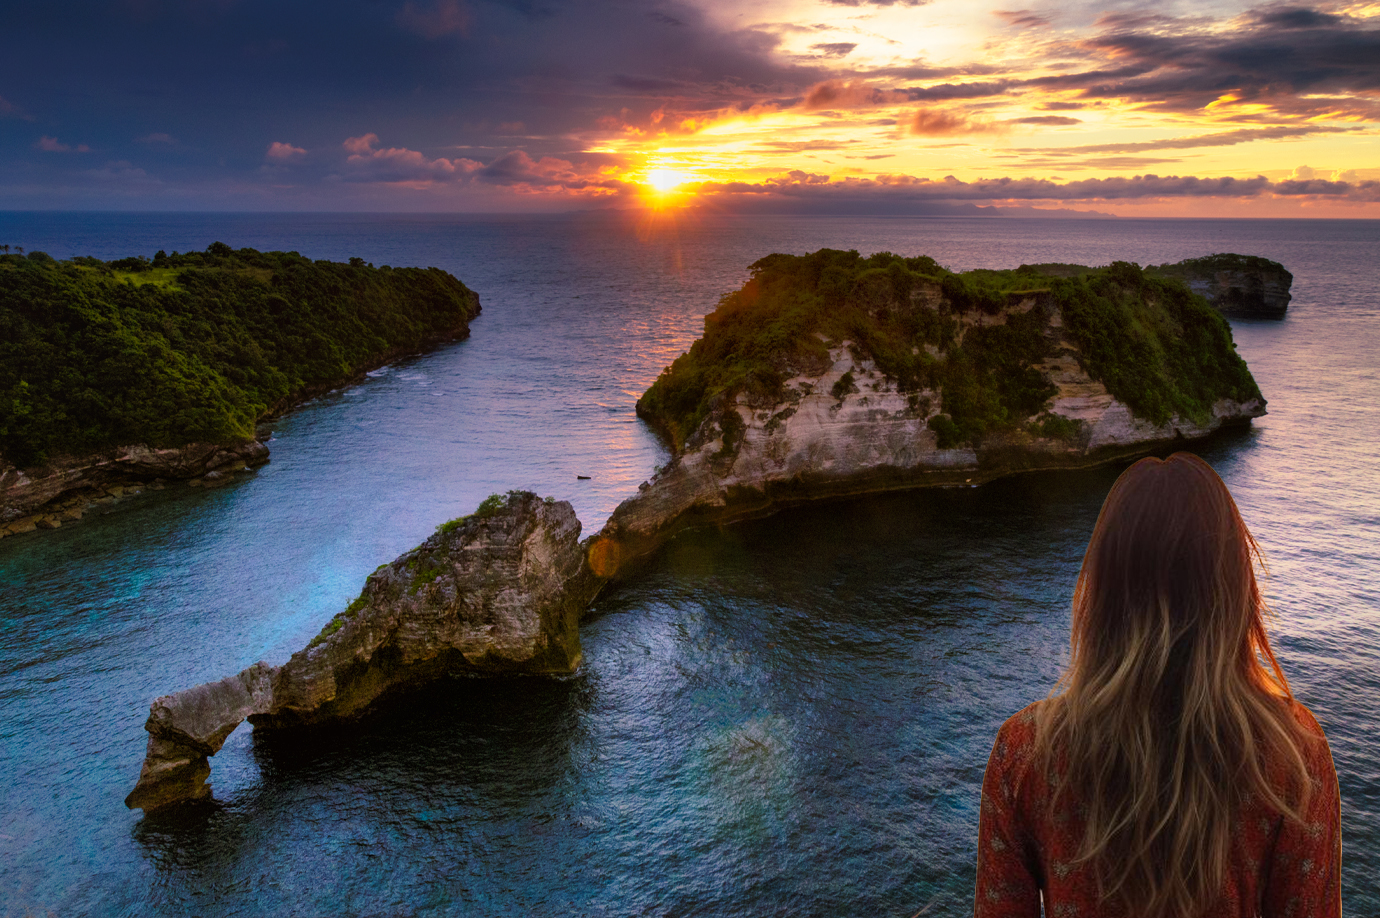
[[124, 251, 1273, 812], [0, 323, 481, 538], [0, 439, 270, 538]]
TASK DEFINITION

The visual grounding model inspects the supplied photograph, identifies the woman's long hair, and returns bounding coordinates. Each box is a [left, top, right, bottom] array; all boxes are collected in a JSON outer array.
[[1033, 452, 1313, 917]]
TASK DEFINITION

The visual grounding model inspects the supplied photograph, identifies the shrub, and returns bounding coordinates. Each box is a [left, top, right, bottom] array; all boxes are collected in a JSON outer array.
[[0, 242, 479, 467]]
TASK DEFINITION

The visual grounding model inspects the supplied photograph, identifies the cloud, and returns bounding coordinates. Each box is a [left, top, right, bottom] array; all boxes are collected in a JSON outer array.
[[266, 141, 307, 161], [342, 133, 478, 183], [137, 132, 178, 145], [1078, 10, 1380, 117], [909, 108, 998, 135], [1249, 7, 1342, 29], [696, 171, 1380, 206], [995, 10, 1051, 29], [344, 133, 379, 154], [1017, 125, 1360, 157], [1012, 115, 1081, 125], [810, 42, 857, 58], [803, 80, 908, 110], [35, 136, 90, 153], [474, 150, 623, 194], [396, 0, 469, 39], [824, 0, 930, 6], [0, 94, 28, 120]]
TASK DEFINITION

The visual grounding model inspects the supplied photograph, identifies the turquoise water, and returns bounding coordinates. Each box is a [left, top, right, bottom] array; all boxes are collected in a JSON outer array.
[[0, 213, 1376, 915]]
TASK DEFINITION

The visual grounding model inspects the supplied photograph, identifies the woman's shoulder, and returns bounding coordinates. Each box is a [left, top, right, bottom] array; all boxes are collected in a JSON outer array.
[[1284, 697, 1328, 737], [1281, 697, 1335, 771], [989, 701, 1045, 768]]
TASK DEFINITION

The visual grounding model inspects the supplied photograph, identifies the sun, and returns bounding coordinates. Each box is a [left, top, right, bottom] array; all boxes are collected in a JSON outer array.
[[643, 167, 694, 194]]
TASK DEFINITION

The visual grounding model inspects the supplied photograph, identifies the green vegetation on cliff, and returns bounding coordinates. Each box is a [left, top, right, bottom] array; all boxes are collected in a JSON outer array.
[[1146, 252, 1292, 282], [0, 243, 480, 468], [637, 249, 1261, 451]]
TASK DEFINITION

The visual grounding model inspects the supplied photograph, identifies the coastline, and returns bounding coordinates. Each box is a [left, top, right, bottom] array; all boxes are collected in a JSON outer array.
[[0, 291, 481, 535]]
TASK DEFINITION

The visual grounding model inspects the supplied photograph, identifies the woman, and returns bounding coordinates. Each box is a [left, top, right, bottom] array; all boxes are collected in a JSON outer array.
[[975, 453, 1340, 917]]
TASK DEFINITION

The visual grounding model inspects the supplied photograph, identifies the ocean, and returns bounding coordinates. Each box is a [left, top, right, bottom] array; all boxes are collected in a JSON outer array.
[[0, 212, 1376, 915]]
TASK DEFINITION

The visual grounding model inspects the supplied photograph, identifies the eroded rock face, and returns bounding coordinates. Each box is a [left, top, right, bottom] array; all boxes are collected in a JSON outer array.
[[126, 492, 602, 811], [592, 296, 1264, 574], [1150, 255, 1293, 319], [125, 662, 275, 811], [1, 438, 269, 525], [253, 492, 600, 729]]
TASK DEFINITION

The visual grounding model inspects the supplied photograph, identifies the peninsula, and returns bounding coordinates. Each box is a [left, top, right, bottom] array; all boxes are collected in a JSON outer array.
[[0, 244, 480, 532], [127, 249, 1271, 811]]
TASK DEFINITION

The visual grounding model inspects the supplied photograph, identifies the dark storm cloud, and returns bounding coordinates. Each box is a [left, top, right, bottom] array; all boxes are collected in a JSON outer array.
[[0, 0, 824, 204], [1078, 7, 1380, 114]]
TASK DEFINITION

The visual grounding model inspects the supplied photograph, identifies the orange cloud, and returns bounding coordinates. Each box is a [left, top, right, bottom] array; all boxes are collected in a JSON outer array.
[[803, 80, 907, 111], [341, 133, 481, 183], [908, 109, 999, 136]]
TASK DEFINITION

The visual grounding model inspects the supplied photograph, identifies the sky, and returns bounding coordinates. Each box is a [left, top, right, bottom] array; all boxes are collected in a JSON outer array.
[[1, 0, 1377, 216]]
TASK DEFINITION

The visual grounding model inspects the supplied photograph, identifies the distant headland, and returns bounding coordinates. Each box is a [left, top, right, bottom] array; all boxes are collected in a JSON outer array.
[[127, 248, 1279, 811], [0, 243, 480, 534]]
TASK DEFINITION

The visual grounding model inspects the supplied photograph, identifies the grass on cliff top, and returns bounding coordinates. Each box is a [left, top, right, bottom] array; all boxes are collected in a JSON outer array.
[[636, 249, 1262, 452], [0, 243, 480, 468], [1146, 252, 1293, 281]]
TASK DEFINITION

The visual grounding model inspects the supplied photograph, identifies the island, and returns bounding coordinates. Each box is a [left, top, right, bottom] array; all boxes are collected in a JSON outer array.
[[126, 249, 1272, 811], [0, 243, 480, 533]]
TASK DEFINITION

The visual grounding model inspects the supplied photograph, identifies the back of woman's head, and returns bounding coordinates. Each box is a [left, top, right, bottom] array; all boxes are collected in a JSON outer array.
[[1036, 452, 1312, 917]]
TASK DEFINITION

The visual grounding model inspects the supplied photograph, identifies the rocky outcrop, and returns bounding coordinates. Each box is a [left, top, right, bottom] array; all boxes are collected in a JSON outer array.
[[590, 293, 1264, 575], [126, 492, 603, 811], [1148, 254, 1293, 319], [0, 439, 269, 531], [125, 663, 275, 811]]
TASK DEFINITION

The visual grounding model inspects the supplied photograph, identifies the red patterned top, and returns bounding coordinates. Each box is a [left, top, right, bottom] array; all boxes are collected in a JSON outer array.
[[975, 701, 1341, 917]]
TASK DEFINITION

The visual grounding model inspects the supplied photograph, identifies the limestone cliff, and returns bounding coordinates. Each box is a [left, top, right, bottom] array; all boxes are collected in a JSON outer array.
[[126, 492, 602, 811], [1, 439, 269, 535], [593, 251, 1265, 573], [1026, 254, 1293, 319], [1147, 254, 1293, 319]]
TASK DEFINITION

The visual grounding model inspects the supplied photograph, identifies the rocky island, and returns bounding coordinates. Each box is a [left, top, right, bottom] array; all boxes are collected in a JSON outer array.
[[596, 250, 1266, 569], [128, 248, 1271, 811], [0, 243, 480, 534]]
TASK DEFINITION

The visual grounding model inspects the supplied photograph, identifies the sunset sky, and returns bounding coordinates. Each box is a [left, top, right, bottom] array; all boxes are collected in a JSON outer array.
[[2, 0, 1377, 216]]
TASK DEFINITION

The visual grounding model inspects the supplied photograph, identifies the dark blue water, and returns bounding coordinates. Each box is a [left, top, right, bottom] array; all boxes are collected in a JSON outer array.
[[0, 213, 1376, 916]]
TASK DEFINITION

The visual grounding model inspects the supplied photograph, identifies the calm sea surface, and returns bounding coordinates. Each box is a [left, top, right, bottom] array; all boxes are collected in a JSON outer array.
[[0, 213, 1376, 916]]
